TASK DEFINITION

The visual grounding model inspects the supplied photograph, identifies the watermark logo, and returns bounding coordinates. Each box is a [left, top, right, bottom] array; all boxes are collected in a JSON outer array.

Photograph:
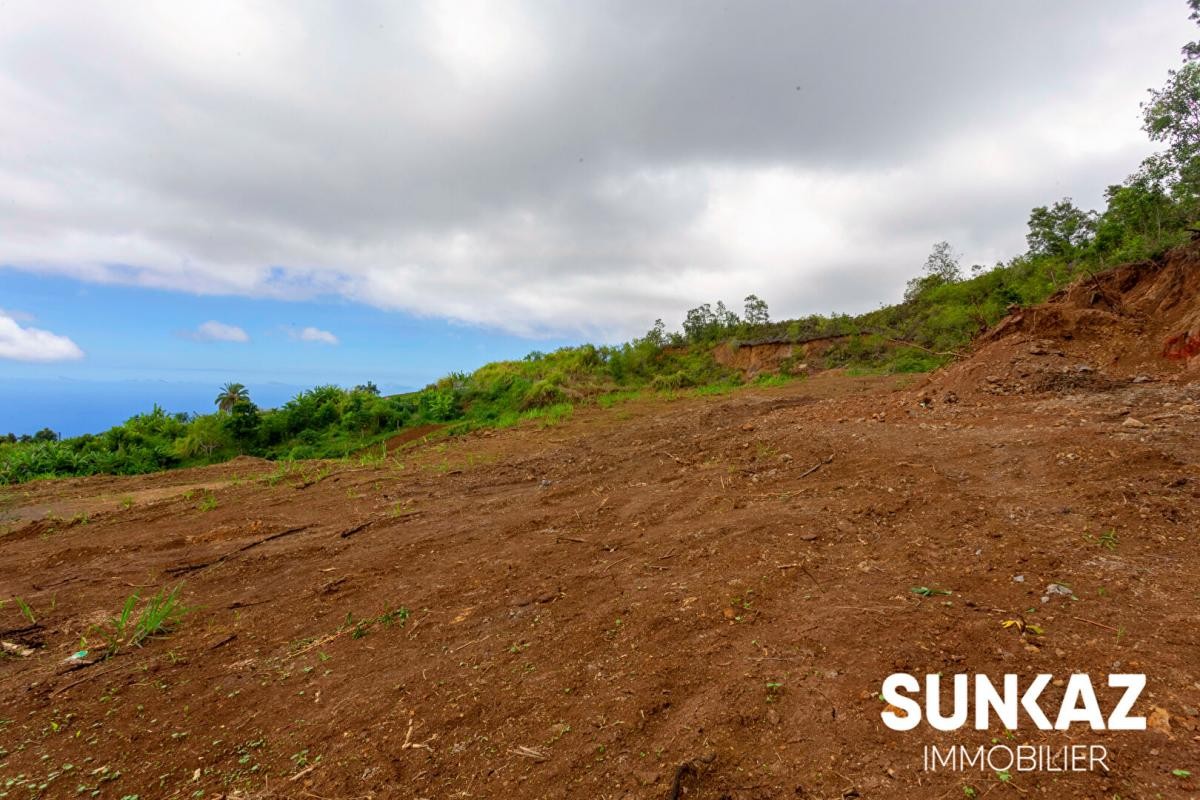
[[880, 673, 1145, 773]]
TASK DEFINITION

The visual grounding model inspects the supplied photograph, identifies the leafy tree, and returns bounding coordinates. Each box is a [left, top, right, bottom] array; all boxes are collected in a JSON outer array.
[[223, 400, 261, 448], [924, 241, 962, 282], [175, 415, 229, 459], [354, 381, 381, 396], [215, 382, 250, 413], [714, 301, 739, 328], [743, 294, 769, 326], [905, 241, 962, 302], [32, 428, 59, 443], [682, 303, 716, 341], [1025, 199, 1097, 258]]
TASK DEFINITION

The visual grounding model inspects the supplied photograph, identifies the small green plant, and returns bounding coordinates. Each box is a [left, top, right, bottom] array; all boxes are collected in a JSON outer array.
[[119, 496, 135, 510], [765, 680, 784, 703], [1172, 769, 1191, 778], [13, 596, 35, 624], [910, 586, 952, 598], [963, 786, 977, 798], [1085, 529, 1119, 550], [197, 492, 218, 512], [94, 584, 190, 657], [348, 605, 410, 639]]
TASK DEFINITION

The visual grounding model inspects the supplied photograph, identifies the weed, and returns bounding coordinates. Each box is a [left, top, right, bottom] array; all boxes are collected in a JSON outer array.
[[910, 586, 952, 598], [1173, 769, 1192, 778], [93, 584, 190, 657], [197, 491, 218, 512], [119, 496, 135, 510], [765, 680, 784, 703], [1084, 529, 1119, 550], [13, 596, 35, 624], [347, 605, 411, 639]]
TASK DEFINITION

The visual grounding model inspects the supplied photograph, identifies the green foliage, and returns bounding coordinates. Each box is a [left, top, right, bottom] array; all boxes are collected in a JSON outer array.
[[93, 583, 190, 658]]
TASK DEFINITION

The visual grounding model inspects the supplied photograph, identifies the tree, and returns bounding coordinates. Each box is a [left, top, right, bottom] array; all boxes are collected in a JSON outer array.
[[354, 381, 381, 396], [175, 415, 229, 458], [1142, 60, 1200, 172], [642, 319, 667, 348], [743, 294, 769, 326], [1025, 199, 1097, 258], [904, 241, 961, 303], [32, 428, 59, 443], [214, 382, 250, 413], [682, 303, 716, 341], [223, 400, 261, 447], [923, 241, 962, 282], [714, 301, 739, 328]]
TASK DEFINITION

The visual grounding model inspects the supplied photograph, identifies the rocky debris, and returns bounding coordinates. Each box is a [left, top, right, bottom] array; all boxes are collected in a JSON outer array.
[[1122, 417, 1148, 429], [1041, 583, 1074, 603]]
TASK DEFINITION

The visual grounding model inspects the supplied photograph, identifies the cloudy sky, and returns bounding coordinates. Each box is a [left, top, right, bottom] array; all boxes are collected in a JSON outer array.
[[0, 1, 1192, 430]]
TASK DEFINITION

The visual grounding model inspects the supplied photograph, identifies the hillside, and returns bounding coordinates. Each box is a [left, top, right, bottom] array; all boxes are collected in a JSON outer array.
[[3, 258, 1199, 796]]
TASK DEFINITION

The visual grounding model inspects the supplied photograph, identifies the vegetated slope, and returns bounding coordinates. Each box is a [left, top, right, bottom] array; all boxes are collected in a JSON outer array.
[[924, 241, 1200, 402], [2, 356, 1199, 798]]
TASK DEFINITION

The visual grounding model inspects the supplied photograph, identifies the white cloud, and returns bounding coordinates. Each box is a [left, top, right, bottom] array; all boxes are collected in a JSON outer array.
[[289, 326, 338, 345], [0, 312, 84, 361], [0, 2, 1190, 340], [189, 320, 249, 343]]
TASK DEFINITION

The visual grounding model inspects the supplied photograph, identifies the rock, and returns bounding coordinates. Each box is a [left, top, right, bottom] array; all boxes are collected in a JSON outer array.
[[740, 423, 755, 432], [1012, 575, 1025, 583], [779, 453, 793, 462], [1132, 375, 1154, 384], [798, 532, 819, 541], [943, 391, 959, 404], [1122, 417, 1148, 429], [1045, 583, 1073, 596], [1074, 364, 1094, 374], [766, 708, 780, 726], [1148, 706, 1172, 735]]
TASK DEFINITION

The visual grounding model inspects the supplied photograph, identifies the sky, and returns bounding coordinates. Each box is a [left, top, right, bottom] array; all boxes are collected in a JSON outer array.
[[0, 0, 1193, 435]]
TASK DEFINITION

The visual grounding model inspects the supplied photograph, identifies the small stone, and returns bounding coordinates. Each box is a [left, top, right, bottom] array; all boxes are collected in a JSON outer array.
[[1012, 575, 1025, 583], [798, 532, 818, 541], [1122, 417, 1147, 429], [740, 423, 755, 432], [1045, 583, 1072, 596], [1148, 706, 1172, 735]]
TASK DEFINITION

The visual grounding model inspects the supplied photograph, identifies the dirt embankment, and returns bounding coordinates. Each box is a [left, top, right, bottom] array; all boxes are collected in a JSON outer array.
[[712, 335, 885, 377], [924, 244, 1200, 402]]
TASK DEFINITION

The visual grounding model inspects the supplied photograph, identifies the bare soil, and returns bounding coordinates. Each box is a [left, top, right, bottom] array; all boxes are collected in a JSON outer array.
[[3, 259, 1200, 799]]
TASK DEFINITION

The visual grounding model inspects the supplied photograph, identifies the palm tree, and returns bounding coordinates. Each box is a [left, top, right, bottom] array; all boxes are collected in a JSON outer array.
[[215, 382, 250, 413]]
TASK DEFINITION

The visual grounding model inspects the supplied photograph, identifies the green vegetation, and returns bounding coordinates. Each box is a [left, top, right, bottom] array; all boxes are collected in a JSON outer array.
[[92, 584, 190, 658], [6, 4, 1200, 486]]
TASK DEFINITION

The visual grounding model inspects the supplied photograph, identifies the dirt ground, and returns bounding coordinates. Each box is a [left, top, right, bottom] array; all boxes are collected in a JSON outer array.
[[2, 361, 1199, 799]]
